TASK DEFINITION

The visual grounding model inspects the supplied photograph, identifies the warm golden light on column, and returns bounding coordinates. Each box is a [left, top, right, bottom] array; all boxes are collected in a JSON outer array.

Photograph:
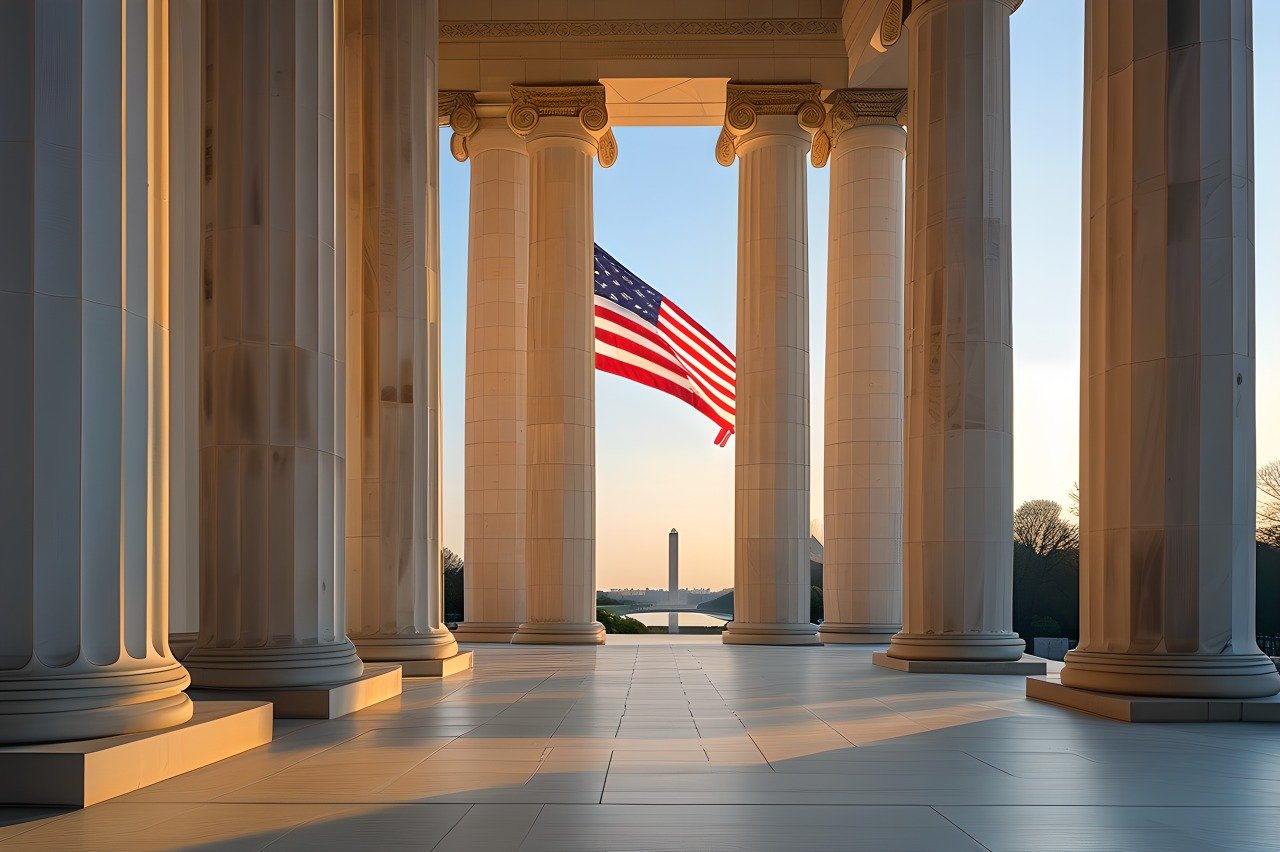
[[184, 0, 364, 689], [448, 100, 531, 644], [886, 0, 1026, 665], [341, 0, 461, 673], [0, 0, 192, 744], [717, 83, 825, 646], [1058, 0, 1279, 700], [508, 85, 616, 645], [815, 89, 907, 645]]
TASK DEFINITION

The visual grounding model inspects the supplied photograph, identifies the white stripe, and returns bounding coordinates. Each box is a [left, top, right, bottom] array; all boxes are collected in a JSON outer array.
[[660, 302, 735, 366], [596, 315, 677, 366], [662, 331, 736, 403], [596, 339, 699, 393]]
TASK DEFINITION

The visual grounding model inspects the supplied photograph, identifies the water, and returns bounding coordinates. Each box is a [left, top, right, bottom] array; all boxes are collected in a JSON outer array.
[[629, 611, 729, 628]]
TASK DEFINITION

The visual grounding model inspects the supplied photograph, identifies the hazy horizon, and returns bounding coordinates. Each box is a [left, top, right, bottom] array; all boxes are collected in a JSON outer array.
[[438, 1, 1280, 591]]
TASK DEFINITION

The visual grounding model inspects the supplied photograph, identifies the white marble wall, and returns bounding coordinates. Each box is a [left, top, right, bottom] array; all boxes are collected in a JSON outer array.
[[342, 0, 457, 666], [889, 0, 1024, 663], [719, 85, 824, 646], [509, 87, 610, 645], [185, 0, 364, 689], [457, 116, 530, 643], [0, 0, 193, 743], [1061, 0, 1279, 699], [821, 112, 906, 644]]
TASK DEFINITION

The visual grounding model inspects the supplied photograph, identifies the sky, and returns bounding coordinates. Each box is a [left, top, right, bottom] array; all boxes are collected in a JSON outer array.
[[438, 1, 1280, 592]]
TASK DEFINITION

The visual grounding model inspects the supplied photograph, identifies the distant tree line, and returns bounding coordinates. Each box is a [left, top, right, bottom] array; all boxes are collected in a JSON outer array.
[[444, 461, 1280, 639]]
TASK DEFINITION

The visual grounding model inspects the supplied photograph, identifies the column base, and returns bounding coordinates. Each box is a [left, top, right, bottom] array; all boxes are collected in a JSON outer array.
[[354, 627, 459, 664], [1059, 649, 1280, 699], [184, 639, 365, 690], [452, 622, 521, 643], [818, 623, 899, 644], [400, 651, 474, 678], [721, 622, 821, 646], [0, 700, 271, 807], [887, 631, 1026, 662], [168, 632, 198, 661], [873, 651, 1047, 675], [188, 663, 402, 719], [1028, 674, 1280, 722], [0, 662, 193, 746], [511, 622, 606, 645]]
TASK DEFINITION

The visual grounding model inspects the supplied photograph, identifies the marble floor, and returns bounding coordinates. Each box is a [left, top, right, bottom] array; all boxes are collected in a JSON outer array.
[[3, 637, 1280, 851]]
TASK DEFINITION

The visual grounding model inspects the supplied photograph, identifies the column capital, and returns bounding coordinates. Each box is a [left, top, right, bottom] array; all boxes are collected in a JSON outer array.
[[439, 90, 479, 161], [715, 82, 825, 166], [907, 0, 1021, 22], [506, 83, 617, 167], [811, 88, 907, 167]]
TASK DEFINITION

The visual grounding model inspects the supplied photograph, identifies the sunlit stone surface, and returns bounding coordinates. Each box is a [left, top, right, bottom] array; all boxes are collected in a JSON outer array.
[[184, 0, 364, 690], [0, 0, 192, 744], [1056, 0, 1279, 700], [4, 640, 1280, 848], [342, 0, 460, 672], [454, 110, 531, 644], [719, 84, 825, 647], [820, 90, 907, 645], [887, 0, 1026, 665]]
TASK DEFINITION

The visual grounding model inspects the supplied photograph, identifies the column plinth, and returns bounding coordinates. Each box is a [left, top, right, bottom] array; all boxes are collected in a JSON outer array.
[[450, 107, 530, 644], [0, 1, 193, 744], [1046, 0, 1278, 706], [717, 85, 825, 647], [882, 0, 1029, 668], [507, 86, 614, 646], [814, 93, 907, 646], [183, 1, 368, 695]]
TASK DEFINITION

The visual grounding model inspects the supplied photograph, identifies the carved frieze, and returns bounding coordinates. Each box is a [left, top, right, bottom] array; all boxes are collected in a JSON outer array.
[[715, 83, 825, 166], [507, 84, 617, 167], [440, 19, 840, 40], [811, 88, 907, 167]]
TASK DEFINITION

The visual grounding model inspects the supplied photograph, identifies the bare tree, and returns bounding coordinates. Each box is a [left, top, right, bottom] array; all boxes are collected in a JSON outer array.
[[1014, 499, 1080, 556], [1260, 461, 1280, 547], [1067, 482, 1080, 518]]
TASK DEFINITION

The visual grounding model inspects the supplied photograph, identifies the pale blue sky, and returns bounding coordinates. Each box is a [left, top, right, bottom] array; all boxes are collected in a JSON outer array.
[[438, 1, 1280, 590]]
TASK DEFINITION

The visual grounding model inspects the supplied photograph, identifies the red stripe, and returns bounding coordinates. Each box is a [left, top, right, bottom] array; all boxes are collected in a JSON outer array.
[[658, 309, 737, 388], [658, 320, 736, 396], [596, 354, 733, 431], [595, 328, 689, 380], [663, 300, 735, 364], [595, 304, 671, 354]]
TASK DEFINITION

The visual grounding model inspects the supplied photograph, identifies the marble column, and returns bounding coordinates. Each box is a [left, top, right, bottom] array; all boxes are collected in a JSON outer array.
[[184, 0, 365, 689], [508, 85, 616, 645], [1058, 0, 1279, 699], [813, 90, 907, 645], [446, 99, 531, 643], [884, 0, 1025, 664], [168, 0, 202, 662], [341, 0, 459, 671], [0, 0, 193, 743], [716, 84, 826, 646]]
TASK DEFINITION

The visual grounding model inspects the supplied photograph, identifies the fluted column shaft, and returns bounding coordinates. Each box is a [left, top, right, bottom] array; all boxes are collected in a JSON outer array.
[[185, 0, 364, 689], [888, 0, 1024, 663], [820, 97, 906, 644], [509, 85, 614, 645], [455, 113, 530, 643], [1060, 0, 1278, 699], [342, 0, 457, 667], [0, 0, 193, 743], [718, 85, 825, 646]]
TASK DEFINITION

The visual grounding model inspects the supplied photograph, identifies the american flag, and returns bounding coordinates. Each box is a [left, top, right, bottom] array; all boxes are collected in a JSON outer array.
[[593, 244, 736, 446]]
